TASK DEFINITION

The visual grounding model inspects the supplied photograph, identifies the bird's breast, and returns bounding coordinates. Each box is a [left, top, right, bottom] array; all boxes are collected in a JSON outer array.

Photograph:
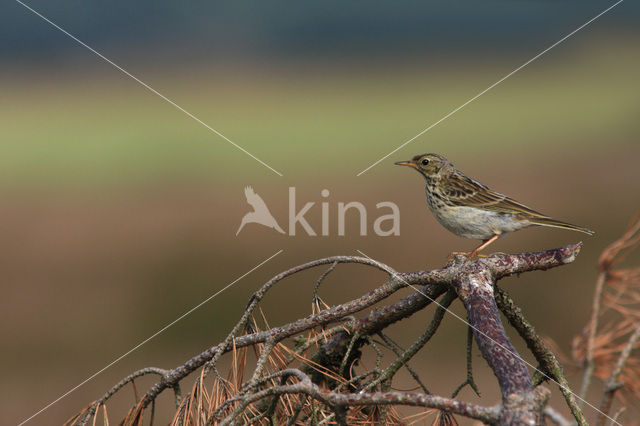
[[424, 192, 527, 239]]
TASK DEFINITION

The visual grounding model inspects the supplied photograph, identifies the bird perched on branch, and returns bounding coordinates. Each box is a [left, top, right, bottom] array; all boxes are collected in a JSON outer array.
[[395, 153, 594, 257]]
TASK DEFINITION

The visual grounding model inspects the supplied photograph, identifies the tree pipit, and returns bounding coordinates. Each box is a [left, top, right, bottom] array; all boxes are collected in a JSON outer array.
[[395, 153, 594, 257]]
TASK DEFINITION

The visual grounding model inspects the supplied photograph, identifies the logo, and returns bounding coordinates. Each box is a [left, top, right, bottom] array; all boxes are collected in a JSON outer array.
[[236, 187, 400, 236], [236, 186, 286, 236]]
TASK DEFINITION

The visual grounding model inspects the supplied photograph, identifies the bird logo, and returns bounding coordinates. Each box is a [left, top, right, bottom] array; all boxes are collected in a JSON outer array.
[[236, 186, 286, 236]]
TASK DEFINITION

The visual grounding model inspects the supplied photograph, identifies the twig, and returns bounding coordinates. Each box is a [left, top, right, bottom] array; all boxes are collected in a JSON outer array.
[[376, 333, 430, 394], [172, 383, 182, 408], [495, 286, 587, 426], [69, 367, 168, 425], [365, 289, 457, 391], [544, 406, 575, 426], [338, 331, 360, 378], [580, 270, 607, 404], [597, 322, 640, 426], [286, 396, 308, 426], [141, 256, 411, 413], [312, 261, 338, 309], [609, 407, 625, 426], [451, 325, 481, 398], [217, 368, 500, 424]]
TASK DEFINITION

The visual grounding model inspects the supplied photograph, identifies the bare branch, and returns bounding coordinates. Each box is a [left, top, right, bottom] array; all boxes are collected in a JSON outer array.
[[68, 244, 583, 426], [365, 289, 456, 391], [544, 406, 575, 426], [495, 286, 587, 425], [451, 325, 481, 398], [580, 270, 607, 404], [215, 368, 500, 424]]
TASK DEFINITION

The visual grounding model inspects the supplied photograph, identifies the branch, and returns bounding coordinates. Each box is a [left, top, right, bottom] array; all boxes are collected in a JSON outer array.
[[75, 255, 438, 422], [451, 325, 481, 398], [495, 286, 587, 425], [544, 406, 575, 426], [580, 270, 607, 403], [68, 243, 583, 425], [451, 254, 547, 424], [214, 368, 500, 425], [364, 289, 456, 391]]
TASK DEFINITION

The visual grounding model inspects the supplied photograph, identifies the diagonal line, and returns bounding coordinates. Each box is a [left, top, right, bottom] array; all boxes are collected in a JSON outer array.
[[18, 249, 284, 426], [15, 0, 283, 177], [355, 249, 619, 425], [356, 0, 624, 176]]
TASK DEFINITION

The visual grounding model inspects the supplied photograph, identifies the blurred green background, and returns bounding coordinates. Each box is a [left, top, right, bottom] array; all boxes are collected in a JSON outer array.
[[2, 1, 639, 424]]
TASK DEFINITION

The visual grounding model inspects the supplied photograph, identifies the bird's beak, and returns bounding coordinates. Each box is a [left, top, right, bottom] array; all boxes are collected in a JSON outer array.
[[394, 161, 417, 168]]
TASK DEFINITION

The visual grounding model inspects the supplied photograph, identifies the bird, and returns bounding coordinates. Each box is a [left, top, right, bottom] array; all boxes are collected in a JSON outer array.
[[395, 153, 594, 257], [236, 186, 285, 236]]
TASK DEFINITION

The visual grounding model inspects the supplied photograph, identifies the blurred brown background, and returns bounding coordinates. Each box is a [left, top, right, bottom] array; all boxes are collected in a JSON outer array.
[[2, 1, 639, 424]]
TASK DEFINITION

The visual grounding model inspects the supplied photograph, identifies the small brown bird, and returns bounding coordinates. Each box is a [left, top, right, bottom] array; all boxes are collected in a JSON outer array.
[[395, 153, 594, 257]]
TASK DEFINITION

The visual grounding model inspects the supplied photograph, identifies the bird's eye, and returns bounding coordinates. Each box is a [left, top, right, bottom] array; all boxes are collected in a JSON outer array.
[[421, 159, 430, 166]]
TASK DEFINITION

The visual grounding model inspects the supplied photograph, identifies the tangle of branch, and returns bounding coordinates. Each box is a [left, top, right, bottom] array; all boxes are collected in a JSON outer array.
[[68, 243, 585, 425]]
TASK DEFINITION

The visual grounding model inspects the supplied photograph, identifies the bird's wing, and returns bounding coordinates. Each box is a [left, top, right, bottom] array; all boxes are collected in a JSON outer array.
[[244, 186, 270, 212], [444, 173, 546, 218]]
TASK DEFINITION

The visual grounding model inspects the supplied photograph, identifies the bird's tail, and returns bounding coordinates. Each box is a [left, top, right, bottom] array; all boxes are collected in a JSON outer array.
[[529, 217, 594, 235]]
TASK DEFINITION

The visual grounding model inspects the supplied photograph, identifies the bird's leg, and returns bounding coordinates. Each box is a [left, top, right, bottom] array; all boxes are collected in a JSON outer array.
[[448, 234, 501, 262], [468, 234, 500, 258]]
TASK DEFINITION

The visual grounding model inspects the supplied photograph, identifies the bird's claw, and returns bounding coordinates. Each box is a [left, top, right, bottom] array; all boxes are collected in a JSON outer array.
[[446, 252, 468, 264], [446, 251, 488, 264]]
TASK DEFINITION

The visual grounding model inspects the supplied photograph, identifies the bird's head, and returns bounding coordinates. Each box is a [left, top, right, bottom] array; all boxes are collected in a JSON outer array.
[[394, 153, 452, 179]]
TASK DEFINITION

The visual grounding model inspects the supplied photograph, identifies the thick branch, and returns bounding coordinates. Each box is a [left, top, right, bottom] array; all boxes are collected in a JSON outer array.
[[444, 243, 581, 424], [310, 243, 583, 385], [309, 283, 448, 381], [452, 260, 542, 425]]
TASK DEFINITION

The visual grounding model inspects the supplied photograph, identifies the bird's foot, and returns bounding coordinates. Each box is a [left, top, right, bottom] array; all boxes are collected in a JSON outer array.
[[447, 251, 468, 264], [467, 249, 489, 259]]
